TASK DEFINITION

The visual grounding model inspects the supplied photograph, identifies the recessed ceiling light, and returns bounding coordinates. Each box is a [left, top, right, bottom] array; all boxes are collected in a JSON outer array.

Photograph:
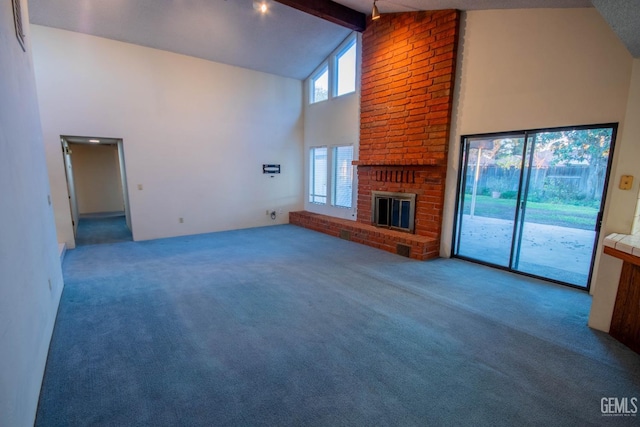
[[89, 139, 100, 143], [253, 1, 267, 14]]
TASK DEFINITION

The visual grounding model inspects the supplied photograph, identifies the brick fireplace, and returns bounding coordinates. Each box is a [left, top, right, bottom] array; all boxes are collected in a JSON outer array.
[[291, 10, 460, 260]]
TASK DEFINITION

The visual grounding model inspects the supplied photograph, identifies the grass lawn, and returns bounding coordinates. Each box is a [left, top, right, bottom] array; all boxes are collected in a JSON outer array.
[[462, 194, 598, 230]]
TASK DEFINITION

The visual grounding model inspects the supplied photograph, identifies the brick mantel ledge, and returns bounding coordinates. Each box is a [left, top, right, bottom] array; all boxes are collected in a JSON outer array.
[[352, 159, 443, 167], [290, 211, 440, 261]]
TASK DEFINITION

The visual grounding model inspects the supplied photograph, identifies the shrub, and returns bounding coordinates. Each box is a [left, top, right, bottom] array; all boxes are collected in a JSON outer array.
[[501, 190, 518, 199]]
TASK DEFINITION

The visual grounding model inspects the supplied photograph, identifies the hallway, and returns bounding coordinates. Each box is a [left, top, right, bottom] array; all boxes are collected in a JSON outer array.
[[75, 213, 132, 246]]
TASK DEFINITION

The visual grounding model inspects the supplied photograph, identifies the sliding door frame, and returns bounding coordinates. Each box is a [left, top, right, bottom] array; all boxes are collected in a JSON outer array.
[[451, 123, 618, 291]]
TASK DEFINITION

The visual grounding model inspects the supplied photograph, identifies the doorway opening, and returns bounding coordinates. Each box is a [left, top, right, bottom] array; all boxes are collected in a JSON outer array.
[[452, 124, 617, 290], [61, 136, 132, 246]]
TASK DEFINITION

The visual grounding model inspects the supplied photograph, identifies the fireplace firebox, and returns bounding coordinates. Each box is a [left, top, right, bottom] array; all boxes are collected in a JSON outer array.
[[371, 191, 416, 233]]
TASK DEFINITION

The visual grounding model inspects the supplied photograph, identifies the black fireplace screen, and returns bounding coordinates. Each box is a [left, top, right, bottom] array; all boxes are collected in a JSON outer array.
[[371, 191, 416, 233]]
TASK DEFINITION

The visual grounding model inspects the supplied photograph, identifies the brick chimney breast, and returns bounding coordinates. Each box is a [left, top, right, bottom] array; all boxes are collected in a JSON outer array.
[[357, 10, 460, 243]]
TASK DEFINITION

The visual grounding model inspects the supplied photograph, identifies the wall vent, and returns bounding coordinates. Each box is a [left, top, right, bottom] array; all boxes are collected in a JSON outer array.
[[375, 169, 415, 183], [339, 230, 351, 241], [396, 244, 411, 258]]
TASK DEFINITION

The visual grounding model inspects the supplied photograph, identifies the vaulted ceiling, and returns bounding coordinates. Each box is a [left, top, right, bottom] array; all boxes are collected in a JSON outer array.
[[28, 0, 639, 81]]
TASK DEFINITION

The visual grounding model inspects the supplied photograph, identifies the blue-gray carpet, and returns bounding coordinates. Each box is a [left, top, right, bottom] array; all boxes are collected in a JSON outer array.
[[36, 225, 639, 426], [75, 214, 132, 246]]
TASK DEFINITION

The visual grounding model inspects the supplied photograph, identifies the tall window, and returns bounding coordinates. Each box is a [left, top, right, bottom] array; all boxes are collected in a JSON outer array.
[[311, 66, 329, 104], [332, 146, 354, 208], [308, 34, 358, 104], [336, 41, 356, 97], [309, 145, 354, 208], [309, 147, 327, 203]]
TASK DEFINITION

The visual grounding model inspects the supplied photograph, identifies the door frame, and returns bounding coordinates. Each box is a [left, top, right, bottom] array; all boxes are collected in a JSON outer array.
[[451, 123, 618, 291], [60, 135, 133, 245], [61, 137, 80, 238]]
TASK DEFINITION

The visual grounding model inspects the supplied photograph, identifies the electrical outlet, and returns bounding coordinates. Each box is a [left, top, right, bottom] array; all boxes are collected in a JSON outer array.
[[266, 210, 270, 216], [179, 217, 184, 223]]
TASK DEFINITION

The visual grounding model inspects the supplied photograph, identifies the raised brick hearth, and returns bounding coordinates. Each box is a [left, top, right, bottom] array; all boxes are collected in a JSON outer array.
[[289, 211, 439, 260], [293, 10, 460, 260]]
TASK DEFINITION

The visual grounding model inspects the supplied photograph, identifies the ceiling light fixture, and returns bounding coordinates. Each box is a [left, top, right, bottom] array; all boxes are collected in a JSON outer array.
[[89, 139, 100, 143], [371, 0, 380, 20], [253, 1, 268, 14]]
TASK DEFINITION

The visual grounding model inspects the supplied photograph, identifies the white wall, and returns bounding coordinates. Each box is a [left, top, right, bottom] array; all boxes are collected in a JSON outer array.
[[303, 36, 360, 220], [0, 1, 65, 425], [441, 9, 634, 311], [589, 58, 640, 331], [629, 62, 640, 237], [70, 143, 124, 214], [445, 9, 631, 138], [31, 26, 304, 248]]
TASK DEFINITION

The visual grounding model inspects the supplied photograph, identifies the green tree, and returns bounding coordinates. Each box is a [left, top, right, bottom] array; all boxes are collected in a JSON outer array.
[[492, 138, 524, 169], [536, 128, 612, 200]]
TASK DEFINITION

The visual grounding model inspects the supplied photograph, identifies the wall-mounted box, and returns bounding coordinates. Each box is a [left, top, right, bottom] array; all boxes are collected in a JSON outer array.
[[620, 175, 633, 190], [263, 164, 280, 174]]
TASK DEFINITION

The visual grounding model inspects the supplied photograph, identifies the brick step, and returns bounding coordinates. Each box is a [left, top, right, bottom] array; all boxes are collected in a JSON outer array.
[[290, 211, 439, 261]]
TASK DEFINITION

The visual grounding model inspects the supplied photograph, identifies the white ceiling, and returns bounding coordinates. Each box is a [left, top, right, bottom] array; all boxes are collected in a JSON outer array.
[[28, 0, 638, 81], [27, 0, 353, 80]]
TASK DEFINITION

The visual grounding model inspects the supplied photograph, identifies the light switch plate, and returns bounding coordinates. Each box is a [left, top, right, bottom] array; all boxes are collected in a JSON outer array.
[[620, 175, 633, 190]]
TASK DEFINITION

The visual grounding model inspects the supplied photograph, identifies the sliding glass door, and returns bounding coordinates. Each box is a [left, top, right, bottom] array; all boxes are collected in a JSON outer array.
[[453, 124, 617, 289], [455, 135, 525, 267]]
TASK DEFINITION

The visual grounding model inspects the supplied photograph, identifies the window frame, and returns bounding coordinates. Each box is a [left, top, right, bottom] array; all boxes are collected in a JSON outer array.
[[307, 33, 358, 105], [309, 146, 328, 204], [331, 145, 354, 209], [309, 63, 330, 104], [308, 144, 355, 210], [334, 38, 357, 98]]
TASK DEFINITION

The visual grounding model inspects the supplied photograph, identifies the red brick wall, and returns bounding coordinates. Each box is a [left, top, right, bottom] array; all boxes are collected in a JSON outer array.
[[357, 166, 446, 239], [357, 10, 460, 243]]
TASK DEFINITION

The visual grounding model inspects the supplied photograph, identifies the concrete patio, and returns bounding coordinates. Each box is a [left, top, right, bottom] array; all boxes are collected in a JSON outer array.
[[457, 215, 596, 287]]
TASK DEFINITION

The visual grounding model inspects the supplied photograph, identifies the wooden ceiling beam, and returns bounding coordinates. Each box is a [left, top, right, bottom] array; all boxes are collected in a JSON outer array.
[[274, 0, 366, 32]]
